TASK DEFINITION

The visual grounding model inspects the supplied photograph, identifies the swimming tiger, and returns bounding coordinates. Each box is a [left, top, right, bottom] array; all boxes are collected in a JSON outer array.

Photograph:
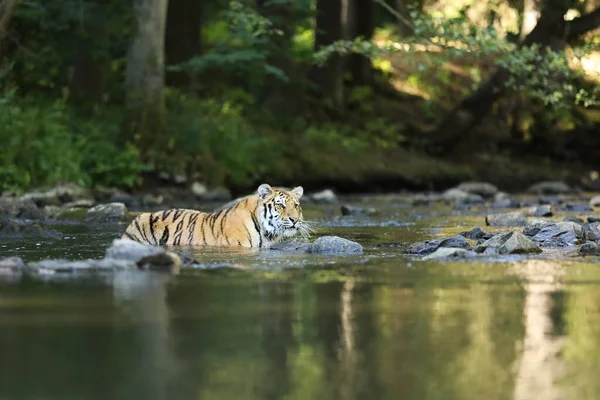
[[122, 184, 312, 248]]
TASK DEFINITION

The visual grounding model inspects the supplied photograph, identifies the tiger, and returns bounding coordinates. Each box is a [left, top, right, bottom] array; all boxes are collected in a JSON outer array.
[[121, 184, 312, 248]]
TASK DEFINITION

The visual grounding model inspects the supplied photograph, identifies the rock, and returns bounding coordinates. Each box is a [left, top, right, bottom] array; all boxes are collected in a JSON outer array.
[[528, 221, 587, 247], [590, 195, 600, 207], [523, 219, 551, 237], [410, 193, 442, 206], [422, 247, 477, 260], [527, 181, 572, 195], [48, 207, 88, 221], [524, 205, 553, 217], [459, 227, 492, 240], [588, 217, 600, 223], [340, 204, 377, 216], [142, 194, 164, 206], [27, 258, 136, 275], [20, 184, 90, 207], [407, 235, 470, 255], [137, 252, 182, 272], [474, 232, 542, 255], [456, 182, 498, 198], [0, 197, 44, 219], [0, 219, 62, 239], [0, 256, 25, 271], [270, 238, 313, 252], [494, 192, 511, 202], [485, 212, 528, 227], [109, 191, 135, 206], [309, 236, 363, 254], [442, 188, 483, 204], [105, 238, 164, 261], [579, 242, 600, 256], [492, 199, 521, 209], [173, 173, 188, 185], [310, 189, 338, 204], [556, 204, 593, 212], [85, 203, 127, 223], [565, 216, 585, 224], [539, 196, 564, 205], [191, 182, 208, 197]]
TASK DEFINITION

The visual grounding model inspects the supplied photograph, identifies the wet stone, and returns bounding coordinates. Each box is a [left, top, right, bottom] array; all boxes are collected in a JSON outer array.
[[579, 242, 600, 256], [137, 252, 182, 272], [340, 204, 378, 216], [556, 204, 593, 212], [0, 219, 62, 239], [105, 238, 164, 262], [456, 182, 498, 198], [524, 205, 553, 217], [565, 216, 585, 224], [85, 202, 127, 223], [459, 227, 492, 240], [474, 232, 542, 255], [310, 189, 338, 204], [27, 259, 136, 275], [270, 238, 313, 252], [422, 247, 477, 261], [485, 212, 528, 227], [309, 236, 363, 254], [529, 221, 587, 247], [407, 235, 470, 255], [590, 195, 600, 208], [442, 188, 483, 204]]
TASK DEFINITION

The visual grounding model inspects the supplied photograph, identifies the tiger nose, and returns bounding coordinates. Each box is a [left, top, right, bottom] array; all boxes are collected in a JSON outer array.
[[289, 217, 298, 225]]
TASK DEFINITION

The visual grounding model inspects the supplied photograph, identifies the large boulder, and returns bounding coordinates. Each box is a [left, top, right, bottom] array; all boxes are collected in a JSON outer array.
[[0, 219, 62, 239], [526, 221, 588, 247], [309, 236, 363, 254], [270, 238, 313, 252], [485, 212, 528, 227], [527, 181, 572, 195], [474, 231, 542, 255], [105, 238, 182, 271], [85, 203, 127, 223]]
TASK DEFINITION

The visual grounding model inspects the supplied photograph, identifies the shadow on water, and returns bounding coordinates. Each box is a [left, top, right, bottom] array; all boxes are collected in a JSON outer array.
[[1, 199, 600, 399]]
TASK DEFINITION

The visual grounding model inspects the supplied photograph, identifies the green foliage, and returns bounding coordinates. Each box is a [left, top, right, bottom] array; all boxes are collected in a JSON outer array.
[[166, 92, 279, 187]]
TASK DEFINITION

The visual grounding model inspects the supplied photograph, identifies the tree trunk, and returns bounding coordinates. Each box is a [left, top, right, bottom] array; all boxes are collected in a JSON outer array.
[[347, 0, 375, 86], [428, 0, 599, 153], [311, 0, 344, 108], [0, 0, 18, 44], [165, 0, 202, 88], [396, 0, 422, 36], [125, 0, 168, 163]]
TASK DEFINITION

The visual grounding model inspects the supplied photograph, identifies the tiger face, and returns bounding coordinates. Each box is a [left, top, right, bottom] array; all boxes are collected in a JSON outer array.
[[257, 184, 309, 240]]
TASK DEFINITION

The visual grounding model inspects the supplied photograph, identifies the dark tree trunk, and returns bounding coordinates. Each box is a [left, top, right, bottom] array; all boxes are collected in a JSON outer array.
[[429, 0, 600, 153], [311, 0, 344, 108], [347, 0, 375, 86], [0, 0, 17, 47], [396, 0, 422, 36], [165, 0, 202, 88]]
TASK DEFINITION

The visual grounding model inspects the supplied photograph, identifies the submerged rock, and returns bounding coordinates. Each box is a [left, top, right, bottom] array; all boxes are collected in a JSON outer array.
[[0, 256, 25, 271], [527, 181, 572, 195], [407, 235, 470, 255], [85, 202, 127, 223], [377, 242, 408, 249], [309, 236, 363, 254], [485, 212, 528, 227], [340, 204, 377, 216], [474, 232, 542, 255], [310, 189, 338, 204], [0, 219, 62, 239], [526, 221, 587, 247], [422, 247, 477, 261], [459, 227, 492, 240], [270, 238, 313, 252], [27, 258, 135, 275], [456, 182, 498, 198]]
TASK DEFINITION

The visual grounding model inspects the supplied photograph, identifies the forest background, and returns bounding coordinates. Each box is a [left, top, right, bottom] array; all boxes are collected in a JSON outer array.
[[1, 0, 600, 194]]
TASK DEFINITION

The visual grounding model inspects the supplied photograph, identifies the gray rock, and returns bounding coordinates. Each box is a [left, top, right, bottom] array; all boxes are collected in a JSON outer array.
[[407, 235, 470, 255], [588, 217, 600, 223], [62, 199, 95, 209], [459, 227, 492, 240], [0, 256, 25, 271], [270, 238, 313, 252], [524, 205, 553, 217], [494, 192, 511, 202], [474, 232, 542, 255], [191, 182, 208, 197], [556, 203, 592, 212], [142, 194, 164, 206], [310, 189, 338, 204], [309, 236, 363, 254], [0, 219, 62, 239], [20, 184, 91, 207], [522, 219, 551, 237], [340, 204, 377, 216], [579, 242, 600, 256], [173, 173, 188, 185], [442, 188, 483, 204], [137, 252, 182, 272], [0, 197, 44, 219], [565, 216, 585, 224], [527, 181, 572, 195], [590, 195, 600, 208], [422, 247, 477, 260], [105, 238, 163, 261], [492, 199, 521, 209], [485, 212, 528, 227], [27, 258, 135, 274], [529, 221, 587, 247], [85, 203, 127, 223], [456, 182, 498, 197], [109, 191, 135, 206]]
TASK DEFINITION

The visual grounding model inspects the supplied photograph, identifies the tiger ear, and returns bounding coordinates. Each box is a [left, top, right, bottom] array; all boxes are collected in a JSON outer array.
[[257, 184, 273, 200], [291, 186, 304, 199]]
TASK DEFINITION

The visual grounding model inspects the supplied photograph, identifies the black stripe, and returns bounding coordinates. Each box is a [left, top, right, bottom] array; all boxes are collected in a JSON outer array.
[[250, 214, 262, 248], [220, 207, 233, 237], [243, 224, 253, 247], [161, 209, 173, 221], [237, 240, 242, 246], [134, 218, 151, 244], [149, 214, 159, 245], [159, 226, 170, 246], [199, 215, 208, 245], [210, 210, 223, 238], [173, 209, 184, 221], [187, 213, 200, 245], [124, 231, 136, 241]]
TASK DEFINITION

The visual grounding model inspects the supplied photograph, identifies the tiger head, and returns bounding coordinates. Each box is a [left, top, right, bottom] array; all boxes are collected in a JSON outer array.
[[257, 183, 312, 241]]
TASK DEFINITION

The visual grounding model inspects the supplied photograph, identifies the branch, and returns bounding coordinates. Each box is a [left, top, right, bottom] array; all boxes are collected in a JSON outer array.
[[0, 0, 18, 42], [567, 7, 600, 39]]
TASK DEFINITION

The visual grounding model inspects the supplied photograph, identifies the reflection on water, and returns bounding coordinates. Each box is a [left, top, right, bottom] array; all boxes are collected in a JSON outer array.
[[2, 200, 600, 399]]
